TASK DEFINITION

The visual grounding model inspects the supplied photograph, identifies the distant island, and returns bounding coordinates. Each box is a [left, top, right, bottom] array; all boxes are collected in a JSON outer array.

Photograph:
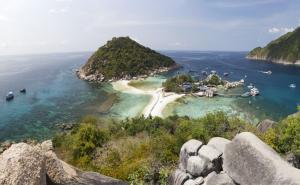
[[247, 27, 300, 65], [78, 37, 177, 82]]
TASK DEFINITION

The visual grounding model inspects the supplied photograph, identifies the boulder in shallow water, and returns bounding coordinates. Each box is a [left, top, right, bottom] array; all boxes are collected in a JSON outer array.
[[223, 132, 300, 185], [0, 143, 46, 185]]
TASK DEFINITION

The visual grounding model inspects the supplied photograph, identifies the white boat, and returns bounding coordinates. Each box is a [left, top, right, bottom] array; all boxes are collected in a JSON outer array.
[[223, 72, 229, 76], [259, 70, 272, 75], [6, 91, 14, 101], [250, 88, 260, 96], [289, 84, 296, 88], [247, 83, 254, 89]]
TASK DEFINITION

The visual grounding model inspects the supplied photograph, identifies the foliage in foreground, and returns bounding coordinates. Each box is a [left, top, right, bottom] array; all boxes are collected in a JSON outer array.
[[53, 112, 259, 184], [263, 112, 300, 157], [53, 111, 300, 184]]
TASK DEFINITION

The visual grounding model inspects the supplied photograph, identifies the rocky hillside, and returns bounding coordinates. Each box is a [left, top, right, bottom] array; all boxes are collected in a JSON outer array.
[[247, 27, 300, 64], [1, 132, 300, 185], [78, 37, 176, 82], [0, 141, 127, 185], [169, 132, 300, 185]]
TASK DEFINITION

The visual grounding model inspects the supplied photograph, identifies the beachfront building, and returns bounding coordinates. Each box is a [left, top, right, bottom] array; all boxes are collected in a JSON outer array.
[[182, 82, 192, 92]]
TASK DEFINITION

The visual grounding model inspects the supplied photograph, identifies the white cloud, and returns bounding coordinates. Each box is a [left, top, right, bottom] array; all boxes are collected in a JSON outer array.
[[268, 27, 280, 33], [0, 15, 9, 22], [268, 27, 294, 34], [48, 7, 69, 14]]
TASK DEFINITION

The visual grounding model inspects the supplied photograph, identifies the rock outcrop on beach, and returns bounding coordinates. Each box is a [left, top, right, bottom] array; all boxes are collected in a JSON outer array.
[[79, 36, 176, 82], [247, 27, 300, 64], [0, 141, 127, 185], [169, 132, 300, 185]]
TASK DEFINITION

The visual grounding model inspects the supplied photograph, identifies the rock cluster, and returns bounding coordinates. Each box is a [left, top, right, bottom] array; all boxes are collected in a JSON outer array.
[[0, 141, 127, 185], [76, 69, 105, 82], [169, 132, 300, 185]]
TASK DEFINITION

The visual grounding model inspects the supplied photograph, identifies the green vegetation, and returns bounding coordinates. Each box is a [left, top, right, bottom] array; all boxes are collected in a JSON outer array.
[[53, 112, 259, 184], [247, 27, 300, 63], [82, 37, 175, 79], [162, 74, 195, 93], [262, 113, 300, 157], [204, 74, 224, 86]]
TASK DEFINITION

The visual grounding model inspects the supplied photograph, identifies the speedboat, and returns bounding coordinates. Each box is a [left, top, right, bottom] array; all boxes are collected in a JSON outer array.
[[241, 92, 250, 97], [20, 88, 26, 93], [289, 84, 296, 88], [247, 83, 254, 89], [223, 72, 229, 76], [259, 70, 272, 75], [6, 92, 14, 101], [250, 88, 260, 96]]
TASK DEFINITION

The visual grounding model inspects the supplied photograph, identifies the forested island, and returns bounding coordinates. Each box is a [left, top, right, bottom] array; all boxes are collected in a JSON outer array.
[[247, 27, 300, 64], [78, 37, 177, 82]]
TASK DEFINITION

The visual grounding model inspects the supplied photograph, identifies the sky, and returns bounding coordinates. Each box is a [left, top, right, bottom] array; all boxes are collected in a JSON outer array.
[[0, 0, 300, 55]]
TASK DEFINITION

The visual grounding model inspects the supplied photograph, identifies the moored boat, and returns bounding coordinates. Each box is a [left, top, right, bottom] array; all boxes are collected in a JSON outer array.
[[6, 92, 14, 101], [247, 83, 254, 89], [223, 72, 229, 76], [20, 88, 26, 93], [241, 92, 250, 97], [250, 87, 260, 96], [289, 84, 296, 88]]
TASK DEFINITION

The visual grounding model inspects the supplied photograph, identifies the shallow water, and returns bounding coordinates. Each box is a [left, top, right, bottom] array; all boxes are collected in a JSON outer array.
[[0, 51, 299, 141]]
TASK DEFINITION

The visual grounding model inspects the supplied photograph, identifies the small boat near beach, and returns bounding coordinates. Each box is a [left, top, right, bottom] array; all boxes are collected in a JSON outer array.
[[241, 92, 250, 97], [6, 92, 14, 101], [20, 88, 26, 93], [223, 72, 229, 76], [289, 84, 296, 88], [247, 83, 254, 89], [250, 87, 260, 96]]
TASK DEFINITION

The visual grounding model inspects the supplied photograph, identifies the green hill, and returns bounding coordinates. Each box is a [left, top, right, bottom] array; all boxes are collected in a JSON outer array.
[[247, 27, 300, 64], [80, 37, 176, 81]]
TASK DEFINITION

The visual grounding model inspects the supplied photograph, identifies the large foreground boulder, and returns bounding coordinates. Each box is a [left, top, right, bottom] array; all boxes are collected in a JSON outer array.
[[207, 137, 230, 154], [0, 141, 127, 185], [0, 143, 46, 185], [180, 139, 203, 170], [223, 132, 300, 185]]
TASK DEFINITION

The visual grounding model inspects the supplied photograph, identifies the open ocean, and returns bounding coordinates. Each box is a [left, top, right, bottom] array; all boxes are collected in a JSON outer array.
[[0, 51, 299, 141]]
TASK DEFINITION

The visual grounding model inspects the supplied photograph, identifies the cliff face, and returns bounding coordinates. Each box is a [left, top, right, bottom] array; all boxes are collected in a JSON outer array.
[[79, 37, 176, 82], [0, 141, 127, 185], [247, 27, 300, 65]]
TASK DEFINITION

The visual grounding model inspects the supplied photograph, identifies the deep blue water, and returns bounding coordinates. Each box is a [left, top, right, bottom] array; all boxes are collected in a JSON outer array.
[[165, 51, 300, 121], [0, 51, 299, 141]]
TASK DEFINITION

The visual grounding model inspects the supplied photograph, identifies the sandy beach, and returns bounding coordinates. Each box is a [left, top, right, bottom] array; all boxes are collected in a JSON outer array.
[[112, 80, 184, 117]]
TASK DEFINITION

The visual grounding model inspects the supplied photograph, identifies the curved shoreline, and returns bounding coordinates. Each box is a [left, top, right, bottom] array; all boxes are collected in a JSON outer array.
[[112, 80, 184, 118]]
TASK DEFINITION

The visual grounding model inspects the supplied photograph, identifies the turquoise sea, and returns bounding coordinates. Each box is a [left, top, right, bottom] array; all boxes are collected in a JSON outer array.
[[0, 51, 299, 141]]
